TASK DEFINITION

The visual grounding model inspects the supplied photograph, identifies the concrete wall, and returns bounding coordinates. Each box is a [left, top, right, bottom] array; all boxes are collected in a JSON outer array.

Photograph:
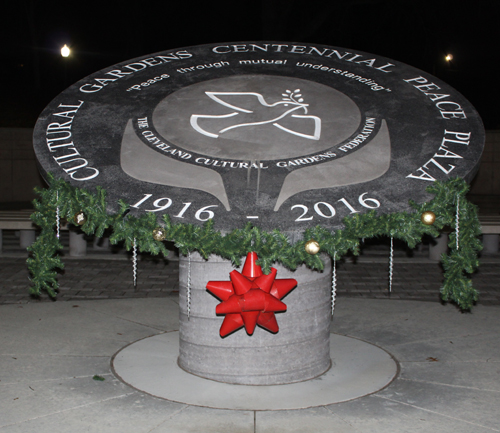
[[0, 128, 46, 205], [0, 127, 499, 206]]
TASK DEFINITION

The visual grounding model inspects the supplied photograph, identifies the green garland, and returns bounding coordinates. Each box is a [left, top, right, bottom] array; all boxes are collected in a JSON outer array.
[[27, 174, 482, 310]]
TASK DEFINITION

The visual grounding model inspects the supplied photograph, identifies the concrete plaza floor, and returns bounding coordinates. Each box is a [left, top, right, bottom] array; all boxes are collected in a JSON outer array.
[[1, 297, 499, 432], [1, 231, 500, 432]]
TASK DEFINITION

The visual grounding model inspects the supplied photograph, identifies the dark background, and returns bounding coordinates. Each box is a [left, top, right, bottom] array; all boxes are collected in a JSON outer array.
[[1, 0, 498, 129]]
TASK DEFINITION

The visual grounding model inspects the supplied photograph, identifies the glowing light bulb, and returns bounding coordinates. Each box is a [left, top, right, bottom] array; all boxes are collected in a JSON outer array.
[[61, 44, 71, 57], [445, 54, 453, 62]]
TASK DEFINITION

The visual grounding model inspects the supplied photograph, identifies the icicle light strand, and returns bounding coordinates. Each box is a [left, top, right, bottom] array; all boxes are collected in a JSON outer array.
[[331, 253, 337, 316], [187, 251, 192, 320], [133, 238, 137, 287], [389, 237, 394, 293], [56, 191, 60, 239], [456, 195, 460, 250]]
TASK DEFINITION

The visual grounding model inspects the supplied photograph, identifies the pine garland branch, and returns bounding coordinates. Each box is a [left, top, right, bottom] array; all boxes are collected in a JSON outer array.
[[27, 176, 482, 310]]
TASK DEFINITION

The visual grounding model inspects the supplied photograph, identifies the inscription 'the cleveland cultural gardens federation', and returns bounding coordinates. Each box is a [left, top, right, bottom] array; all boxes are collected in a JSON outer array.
[[33, 42, 484, 232]]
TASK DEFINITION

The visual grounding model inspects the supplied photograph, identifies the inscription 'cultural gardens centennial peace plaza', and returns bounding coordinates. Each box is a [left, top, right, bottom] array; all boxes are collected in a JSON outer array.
[[34, 42, 483, 232]]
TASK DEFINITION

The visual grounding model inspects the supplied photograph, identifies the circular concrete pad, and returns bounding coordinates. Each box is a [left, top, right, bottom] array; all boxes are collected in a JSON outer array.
[[112, 331, 398, 410]]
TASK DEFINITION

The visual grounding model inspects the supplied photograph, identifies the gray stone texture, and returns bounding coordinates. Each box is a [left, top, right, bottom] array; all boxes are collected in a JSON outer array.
[[112, 332, 397, 409], [31, 43, 484, 231], [2, 128, 499, 206], [177, 252, 332, 384]]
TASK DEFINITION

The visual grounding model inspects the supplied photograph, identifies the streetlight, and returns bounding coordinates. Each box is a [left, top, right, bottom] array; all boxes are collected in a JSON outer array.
[[61, 44, 71, 58], [60, 44, 71, 86], [445, 54, 453, 62]]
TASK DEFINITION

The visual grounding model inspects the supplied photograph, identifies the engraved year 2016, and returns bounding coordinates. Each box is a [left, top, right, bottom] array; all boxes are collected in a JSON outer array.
[[291, 193, 380, 222], [131, 194, 218, 221]]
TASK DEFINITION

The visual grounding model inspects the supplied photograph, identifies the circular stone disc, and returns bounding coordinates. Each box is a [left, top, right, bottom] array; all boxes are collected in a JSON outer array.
[[33, 42, 484, 232], [112, 332, 398, 410]]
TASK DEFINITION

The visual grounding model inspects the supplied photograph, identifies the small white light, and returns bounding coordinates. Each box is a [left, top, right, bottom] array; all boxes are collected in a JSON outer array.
[[61, 44, 71, 57], [445, 54, 453, 62]]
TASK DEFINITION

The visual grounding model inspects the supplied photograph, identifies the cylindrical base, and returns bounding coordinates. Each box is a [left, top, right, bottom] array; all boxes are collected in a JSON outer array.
[[178, 253, 332, 385]]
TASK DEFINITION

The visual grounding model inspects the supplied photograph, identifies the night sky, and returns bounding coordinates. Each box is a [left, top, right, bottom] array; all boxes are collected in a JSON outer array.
[[2, 0, 499, 129]]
